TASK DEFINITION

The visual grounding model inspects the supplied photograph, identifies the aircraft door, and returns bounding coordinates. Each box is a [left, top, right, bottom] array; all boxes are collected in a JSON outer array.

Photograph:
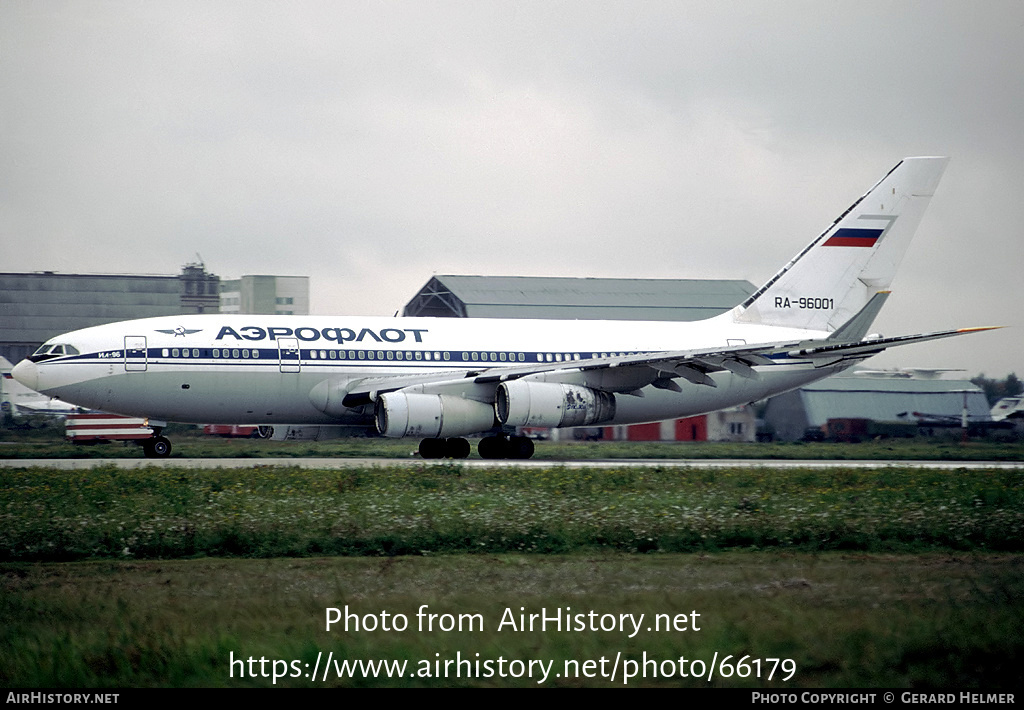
[[124, 336, 148, 372], [278, 337, 300, 373]]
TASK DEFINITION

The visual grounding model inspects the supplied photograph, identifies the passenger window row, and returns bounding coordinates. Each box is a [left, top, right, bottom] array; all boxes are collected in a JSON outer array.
[[153, 349, 641, 362]]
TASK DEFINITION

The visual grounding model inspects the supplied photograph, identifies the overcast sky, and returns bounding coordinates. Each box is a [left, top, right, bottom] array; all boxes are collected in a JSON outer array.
[[2, 1, 1021, 377]]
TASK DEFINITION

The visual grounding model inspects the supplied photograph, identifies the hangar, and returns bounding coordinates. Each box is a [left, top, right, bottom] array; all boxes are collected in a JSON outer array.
[[763, 370, 993, 441], [402, 275, 755, 321]]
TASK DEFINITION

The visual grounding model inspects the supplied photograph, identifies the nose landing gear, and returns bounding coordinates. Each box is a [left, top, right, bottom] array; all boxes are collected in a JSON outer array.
[[142, 435, 172, 458]]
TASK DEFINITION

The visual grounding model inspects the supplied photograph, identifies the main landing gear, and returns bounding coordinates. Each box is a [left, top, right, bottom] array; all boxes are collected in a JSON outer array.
[[418, 437, 471, 459], [417, 434, 536, 460], [478, 434, 535, 460]]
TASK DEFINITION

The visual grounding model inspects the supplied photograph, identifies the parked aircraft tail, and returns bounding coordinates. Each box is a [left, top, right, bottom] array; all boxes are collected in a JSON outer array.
[[733, 156, 949, 333]]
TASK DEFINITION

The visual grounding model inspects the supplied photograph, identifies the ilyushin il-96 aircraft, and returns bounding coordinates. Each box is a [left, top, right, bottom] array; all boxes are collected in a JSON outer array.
[[12, 157, 996, 459]]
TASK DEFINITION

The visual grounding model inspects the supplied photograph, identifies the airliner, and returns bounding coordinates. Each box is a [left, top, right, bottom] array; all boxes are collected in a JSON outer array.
[[11, 157, 996, 458]]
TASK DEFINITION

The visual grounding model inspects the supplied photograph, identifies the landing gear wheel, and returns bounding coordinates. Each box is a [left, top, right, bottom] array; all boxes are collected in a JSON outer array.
[[507, 435, 535, 459], [143, 436, 172, 458], [419, 437, 472, 459], [445, 437, 471, 459], [477, 435, 535, 460], [418, 437, 446, 459], [477, 435, 507, 459]]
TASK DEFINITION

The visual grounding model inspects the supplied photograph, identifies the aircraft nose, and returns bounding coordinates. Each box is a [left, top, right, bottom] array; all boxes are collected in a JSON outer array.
[[11, 359, 39, 391]]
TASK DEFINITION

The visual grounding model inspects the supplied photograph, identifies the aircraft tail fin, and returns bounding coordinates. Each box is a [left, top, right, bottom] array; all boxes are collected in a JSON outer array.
[[733, 157, 949, 333]]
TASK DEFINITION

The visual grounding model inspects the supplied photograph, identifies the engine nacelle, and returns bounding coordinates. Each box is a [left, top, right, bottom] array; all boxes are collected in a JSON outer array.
[[308, 379, 352, 417], [374, 392, 496, 438], [496, 380, 616, 428]]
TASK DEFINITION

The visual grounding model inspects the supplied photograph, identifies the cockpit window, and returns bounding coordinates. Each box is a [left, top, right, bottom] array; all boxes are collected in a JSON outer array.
[[29, 343, 80, 362]]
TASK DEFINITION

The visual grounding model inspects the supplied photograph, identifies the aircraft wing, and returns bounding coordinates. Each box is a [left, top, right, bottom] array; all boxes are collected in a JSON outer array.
[[339, 342, 782, 406], [472, 326, 999, 390], [781, 327, 1000, 362], [340, 326, 998, 404]]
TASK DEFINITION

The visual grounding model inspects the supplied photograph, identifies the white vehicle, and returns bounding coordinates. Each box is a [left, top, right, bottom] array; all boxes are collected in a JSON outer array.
[[11, 157, 995, 458], [1, 355, 83, 418], [991, 395, 1024, 422]]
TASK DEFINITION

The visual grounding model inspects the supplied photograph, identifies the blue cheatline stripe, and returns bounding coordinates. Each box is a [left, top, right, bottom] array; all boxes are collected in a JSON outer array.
[[822, 227, 884, 247], [58, 350, 791, 373]]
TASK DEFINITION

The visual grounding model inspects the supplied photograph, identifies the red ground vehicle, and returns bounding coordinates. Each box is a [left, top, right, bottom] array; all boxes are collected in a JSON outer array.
[[203, 424, 260, 438]]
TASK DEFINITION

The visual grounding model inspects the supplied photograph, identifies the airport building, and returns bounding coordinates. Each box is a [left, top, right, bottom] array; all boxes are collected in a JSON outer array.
[[1, 267, 313, 364], [0, 264, 220, 364], [597, 405, 758, 443], [219, 275, 310, 315]]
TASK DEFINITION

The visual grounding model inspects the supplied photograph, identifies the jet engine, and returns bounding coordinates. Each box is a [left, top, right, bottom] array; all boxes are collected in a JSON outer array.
[[496, 380, 616, 428], [374, 392, 496, 438]]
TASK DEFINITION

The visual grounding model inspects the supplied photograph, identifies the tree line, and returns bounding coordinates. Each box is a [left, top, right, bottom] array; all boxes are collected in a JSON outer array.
[[971, 372, 1022, 405]]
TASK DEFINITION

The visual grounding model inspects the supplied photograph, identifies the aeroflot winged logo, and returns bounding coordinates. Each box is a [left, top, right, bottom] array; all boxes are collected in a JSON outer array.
[[155, 326, 203, 337]]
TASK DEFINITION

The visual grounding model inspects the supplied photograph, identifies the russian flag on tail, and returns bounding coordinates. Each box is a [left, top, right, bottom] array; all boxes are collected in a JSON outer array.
[[823, 228, 884, 247]]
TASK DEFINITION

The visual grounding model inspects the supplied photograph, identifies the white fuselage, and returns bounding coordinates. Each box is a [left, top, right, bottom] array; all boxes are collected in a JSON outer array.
[[13, 312, 849, 430]]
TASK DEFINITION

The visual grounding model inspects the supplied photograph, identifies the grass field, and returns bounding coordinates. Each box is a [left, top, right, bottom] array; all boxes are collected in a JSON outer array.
[[2, 463, 1022, 561], [2, 461, 1021, 687]]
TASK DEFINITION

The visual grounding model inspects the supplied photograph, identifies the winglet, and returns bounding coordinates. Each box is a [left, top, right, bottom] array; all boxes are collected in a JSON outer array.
[[826, 291, 890, 342], [955, 326, 1003, 334]]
